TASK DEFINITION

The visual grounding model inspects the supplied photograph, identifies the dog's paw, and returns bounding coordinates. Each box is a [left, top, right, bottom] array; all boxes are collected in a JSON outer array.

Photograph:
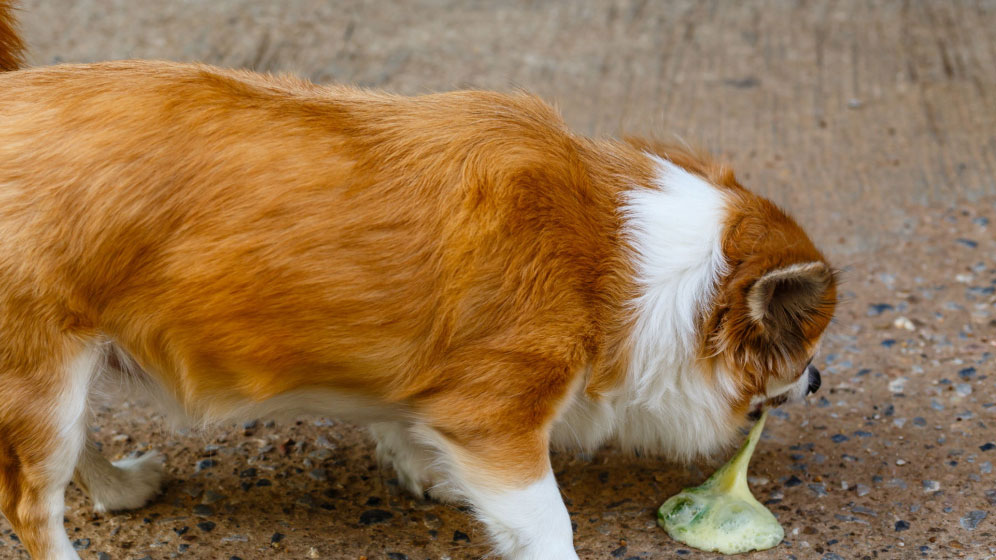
[[91, 451, 165, 513], [371, 423, 437, 497], [391, 460, 428, 497], [424, 481, 463, 505]]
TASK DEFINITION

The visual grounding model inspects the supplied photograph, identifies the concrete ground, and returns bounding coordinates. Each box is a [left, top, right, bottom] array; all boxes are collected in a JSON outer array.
[[2, 1, 995, 559]]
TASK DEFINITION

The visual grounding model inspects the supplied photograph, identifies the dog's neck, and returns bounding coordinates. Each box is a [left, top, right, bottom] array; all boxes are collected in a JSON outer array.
[[550, 155, 741, 460]]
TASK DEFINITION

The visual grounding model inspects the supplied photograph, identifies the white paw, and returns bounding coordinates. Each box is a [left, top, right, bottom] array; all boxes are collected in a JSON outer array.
[[424, 482, 463, 505], [371, 423, 438, 498], [392, 460, 428, 497], [92, 451, 165, 512], [378, 444, 434, 498]]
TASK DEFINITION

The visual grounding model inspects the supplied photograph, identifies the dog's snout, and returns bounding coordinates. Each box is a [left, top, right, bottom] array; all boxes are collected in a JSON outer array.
[[806, 365, 822, 395]]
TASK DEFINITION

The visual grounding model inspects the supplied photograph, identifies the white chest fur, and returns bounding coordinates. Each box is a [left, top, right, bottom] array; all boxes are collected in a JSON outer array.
[[551, 157, 740, 460]]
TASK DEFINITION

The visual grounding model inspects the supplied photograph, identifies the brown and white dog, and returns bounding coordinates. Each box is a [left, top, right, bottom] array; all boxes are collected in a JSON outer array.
[[0, 4, 835, 559]]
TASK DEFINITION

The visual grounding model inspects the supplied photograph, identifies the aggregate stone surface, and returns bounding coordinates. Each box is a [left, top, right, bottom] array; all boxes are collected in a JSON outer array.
[[2, 1, 995, 559]]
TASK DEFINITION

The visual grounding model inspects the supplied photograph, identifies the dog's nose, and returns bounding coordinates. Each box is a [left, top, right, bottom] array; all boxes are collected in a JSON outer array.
[[806, 365, 822, 395]]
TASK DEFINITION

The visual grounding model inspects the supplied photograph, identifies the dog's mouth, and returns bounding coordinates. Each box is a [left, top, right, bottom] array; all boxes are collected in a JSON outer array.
[[747, 394, 789, 421]]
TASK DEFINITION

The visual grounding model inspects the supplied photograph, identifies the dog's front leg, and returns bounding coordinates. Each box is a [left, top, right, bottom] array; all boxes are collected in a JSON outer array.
[[423, 429, 578, 559], [459, 465, 578, 560], [415, 399, 579, 558]]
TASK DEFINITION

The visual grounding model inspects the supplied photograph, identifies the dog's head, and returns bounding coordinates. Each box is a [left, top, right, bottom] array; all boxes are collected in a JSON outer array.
[[702, 181, 837, 417], [707, 249, 835, 419], [611, 145, 836, 460]]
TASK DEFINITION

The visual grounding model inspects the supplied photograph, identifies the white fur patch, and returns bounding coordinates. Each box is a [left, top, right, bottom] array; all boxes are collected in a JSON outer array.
[[459, 469, 578, 560], [378, 423, 578, 558], [200, 387, 402, 427], [94, 342, 403, 429], [749, 371, 810, 410], [552, 156, 738, 460], [370, 421, 450, 500], [75, 441, 164, 513], [44, 345, 104, 560]]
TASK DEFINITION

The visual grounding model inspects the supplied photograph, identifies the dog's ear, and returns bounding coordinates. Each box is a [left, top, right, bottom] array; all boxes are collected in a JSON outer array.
[[747, 262, 833, 333]]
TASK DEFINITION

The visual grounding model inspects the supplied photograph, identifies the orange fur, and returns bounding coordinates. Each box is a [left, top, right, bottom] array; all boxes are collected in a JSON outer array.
[[0, 1, 23, 71], [0, 60, 647, 509], [0, 12, 835, 560]]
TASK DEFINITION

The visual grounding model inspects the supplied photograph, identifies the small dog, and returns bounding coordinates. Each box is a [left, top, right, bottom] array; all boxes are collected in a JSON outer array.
[[0, 4, 835, 559]]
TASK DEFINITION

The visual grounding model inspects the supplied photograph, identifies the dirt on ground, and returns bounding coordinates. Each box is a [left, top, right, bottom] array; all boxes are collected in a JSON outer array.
[[2, 1, 995, 559]]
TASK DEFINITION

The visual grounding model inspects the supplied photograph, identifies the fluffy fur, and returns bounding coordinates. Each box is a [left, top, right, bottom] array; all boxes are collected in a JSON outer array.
[[0, 6, 835, 559]]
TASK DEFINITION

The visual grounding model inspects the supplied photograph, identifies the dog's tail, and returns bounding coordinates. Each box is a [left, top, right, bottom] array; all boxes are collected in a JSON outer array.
[[0, 1, 24, 71]]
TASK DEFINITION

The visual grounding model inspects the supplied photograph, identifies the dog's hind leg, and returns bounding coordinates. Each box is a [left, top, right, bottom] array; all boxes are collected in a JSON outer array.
[[73, 441, 164, 513], [0, 343, 103, 560], [73, 347, 165, 513]]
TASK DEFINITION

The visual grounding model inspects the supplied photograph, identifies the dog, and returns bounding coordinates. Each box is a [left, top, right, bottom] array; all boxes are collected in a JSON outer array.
[[0, 3, 835, 559]]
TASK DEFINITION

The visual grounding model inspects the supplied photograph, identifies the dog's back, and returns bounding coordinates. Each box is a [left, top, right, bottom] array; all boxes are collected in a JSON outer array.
[[0, 59, 623, 413]]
